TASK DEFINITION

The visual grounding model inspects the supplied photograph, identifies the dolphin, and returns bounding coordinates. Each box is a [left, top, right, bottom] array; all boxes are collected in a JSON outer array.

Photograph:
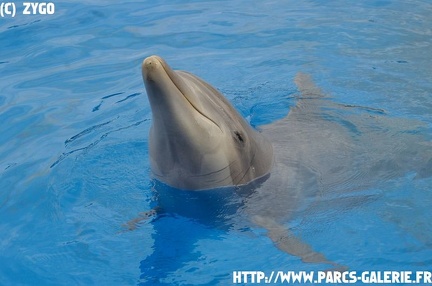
[[138, 55, 432, 274]]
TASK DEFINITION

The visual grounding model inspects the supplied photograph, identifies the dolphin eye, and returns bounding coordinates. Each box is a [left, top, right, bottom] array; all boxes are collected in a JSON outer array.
[[234, 131, 245, 143]]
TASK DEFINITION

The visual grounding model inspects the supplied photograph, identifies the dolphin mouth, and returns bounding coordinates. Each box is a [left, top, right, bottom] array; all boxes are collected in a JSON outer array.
[[143, 55, 221, 130]]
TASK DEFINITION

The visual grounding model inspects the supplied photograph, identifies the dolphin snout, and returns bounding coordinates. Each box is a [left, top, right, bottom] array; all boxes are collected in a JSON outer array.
[[143, 55, 162, 66], [142, 55, 163, 77]]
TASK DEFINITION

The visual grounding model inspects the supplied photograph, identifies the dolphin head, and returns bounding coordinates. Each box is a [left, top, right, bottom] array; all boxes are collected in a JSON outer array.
[[142, 55, 273, 190]]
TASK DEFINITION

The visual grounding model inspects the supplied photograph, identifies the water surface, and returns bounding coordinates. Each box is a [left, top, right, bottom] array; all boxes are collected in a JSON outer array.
[[1, 0, 431, 285]]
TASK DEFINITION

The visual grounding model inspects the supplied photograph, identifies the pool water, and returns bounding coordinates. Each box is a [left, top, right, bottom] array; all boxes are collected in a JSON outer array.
[[1, 0, 431, 285]]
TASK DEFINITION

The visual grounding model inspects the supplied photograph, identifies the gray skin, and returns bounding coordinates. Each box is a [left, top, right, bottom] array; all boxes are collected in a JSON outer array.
[[140, 55, 432, 269], [142, 55, 273, 190], [140, 55, 340, 267]]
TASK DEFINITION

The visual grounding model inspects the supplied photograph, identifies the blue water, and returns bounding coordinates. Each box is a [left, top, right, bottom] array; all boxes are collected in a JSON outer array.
[[1, 0, 432, 285]]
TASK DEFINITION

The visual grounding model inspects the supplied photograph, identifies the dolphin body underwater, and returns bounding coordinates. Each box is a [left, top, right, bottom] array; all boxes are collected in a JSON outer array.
[[137, 55, 432, 274]]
